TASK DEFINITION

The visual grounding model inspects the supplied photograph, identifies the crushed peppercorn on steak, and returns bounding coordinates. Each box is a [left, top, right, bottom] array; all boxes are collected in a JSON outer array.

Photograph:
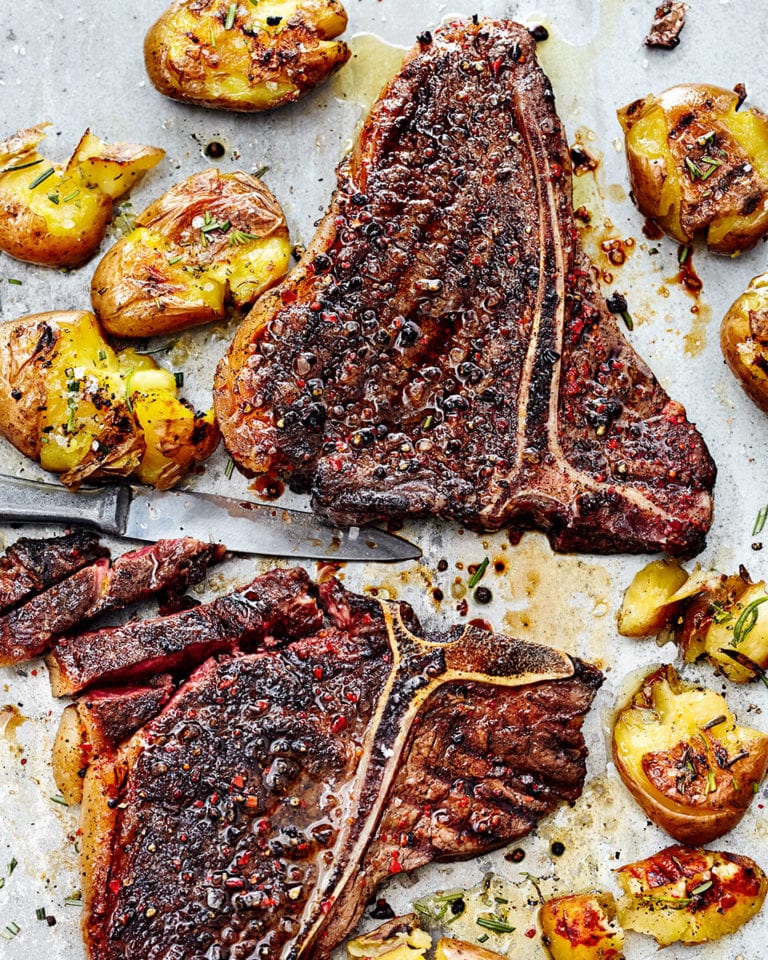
[[214, 17, 715, 556], [79, 569, 602, 960]]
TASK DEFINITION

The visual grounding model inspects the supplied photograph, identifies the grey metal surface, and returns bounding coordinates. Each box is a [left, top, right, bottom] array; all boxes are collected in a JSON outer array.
[[0, 1, 767, 959], [0, 474, 421, 560], [124, 486, 422, 560]]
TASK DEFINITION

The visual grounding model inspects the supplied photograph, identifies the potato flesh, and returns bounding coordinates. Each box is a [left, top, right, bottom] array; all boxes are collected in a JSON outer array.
[[539, 892, 624, 960], [697, 581, 768, 680], [616, 845, 768, 945], [619, 85, 768, 252], [25, 311, 216, 488], [617, 559, 688, 637], [51, 705, 87, 807], [612, 665, 768, 841], [0, 155, 110, 239], [347, 916, 432, 960], [434, 938, 507, 960]]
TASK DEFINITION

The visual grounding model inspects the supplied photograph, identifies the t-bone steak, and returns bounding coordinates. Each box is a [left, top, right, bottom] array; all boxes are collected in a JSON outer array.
[[214, 18, 715, 556], [80, 573, 602, 960]]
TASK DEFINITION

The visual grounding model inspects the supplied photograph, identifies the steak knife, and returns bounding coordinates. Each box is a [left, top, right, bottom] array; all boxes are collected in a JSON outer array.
[[0, 475, 421, 563]]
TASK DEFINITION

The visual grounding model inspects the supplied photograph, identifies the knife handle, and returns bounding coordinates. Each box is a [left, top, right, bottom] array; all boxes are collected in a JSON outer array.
[[0, 474, 130, 536]]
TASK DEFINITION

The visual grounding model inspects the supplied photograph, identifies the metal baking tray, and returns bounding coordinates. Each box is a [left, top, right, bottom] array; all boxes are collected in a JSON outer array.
[[1, 1, 767, 957]]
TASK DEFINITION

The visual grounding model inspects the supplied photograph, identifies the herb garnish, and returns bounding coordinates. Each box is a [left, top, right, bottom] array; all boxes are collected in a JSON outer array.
[[691, 880, 713, 896], [225, 457, 236, 480], [8, 858, 17, 875], [167, 253, 184, 265], [468, 557, 490, 589], [0, 157, 44, 175], [174, 371, 184, 388], [731, 596, 768, 646], [50, 795, 68, 806], [200, 210, 231, 245], [225, 2, 237, 29], [476, 915, 515, 934], [753, 504, 768, 537], [678, 245, 690, 264], [29, 166, 55, 189], [7, 278, 22, 286], [253, 164, 270, 179], [710, 600, 733, 624], [719, 647, 768, 689], [228, 229, 260, 246]]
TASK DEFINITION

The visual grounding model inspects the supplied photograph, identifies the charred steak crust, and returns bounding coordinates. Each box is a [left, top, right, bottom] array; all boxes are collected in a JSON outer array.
[[0, 530, 107, 616], [214, 18, 715, 556], [82, 572, 602, 960]]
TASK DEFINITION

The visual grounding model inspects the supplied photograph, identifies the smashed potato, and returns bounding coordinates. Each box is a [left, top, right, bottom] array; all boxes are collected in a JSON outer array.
[[612, 665, 768, 843], [347, 915, 506, 960], [0, 311, 218, 489], [616, 845, 767, 945], [617, 558, 688, 637], [676, 568, 768, 681], [144, 0, 350, 112], [0, 123, 163, 268], [721, 272, 768, 414], [539, 892, 624, 960], [347, 915, 432, 960], [618, 84, 768, 252], [91, 168, 290, 337]]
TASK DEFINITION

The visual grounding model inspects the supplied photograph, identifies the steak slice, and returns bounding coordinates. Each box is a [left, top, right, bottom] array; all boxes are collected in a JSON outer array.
[[214, 18, 715, 556], [80, 572, 602, 960], [0, 538, 223, 667], [76, 676, 176, 756], [47, 566, 322, 695], [0, 530, 107, 615]]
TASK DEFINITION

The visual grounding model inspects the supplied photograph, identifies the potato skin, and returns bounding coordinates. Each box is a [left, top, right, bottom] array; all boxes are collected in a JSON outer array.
[[612, 664, 768, 844], [91, 168, 290, 338], [616, 845, 767, 945], [721, 272, 768, 414], [0, 310, 218, 489], [144, 0, 350, 113], [0, 125, 163, 268], [539, 892, 624, 960], [618, 84, 768, 253]]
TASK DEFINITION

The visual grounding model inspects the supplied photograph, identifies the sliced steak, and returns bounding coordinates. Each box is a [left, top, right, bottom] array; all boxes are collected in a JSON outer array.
[[0, 538, 223, 667], [47, 566, 322, 695], [0, 530, 107, 615], [77, 676, 176, 756], [214, 17, 715, 556], [80, 571, 602, 960]]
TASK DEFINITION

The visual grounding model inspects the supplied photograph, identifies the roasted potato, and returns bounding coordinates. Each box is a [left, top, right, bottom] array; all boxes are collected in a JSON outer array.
[[675, 568, 768, 681], [539, 892, 625, 960], [347, 915, 432, 960], [721, 272, 768, 414], [0, 311, 218, 489], [617, 558, 688, 637], [618, 84, 768, 253], [616, 844, 767, 945], [0, 123, 163, 268], [434, 939, 506, 960], [612, 664, 768, 843], [144, 0, 350, 112], [51, 705, 86, 807], [91, 168, 290, 337]]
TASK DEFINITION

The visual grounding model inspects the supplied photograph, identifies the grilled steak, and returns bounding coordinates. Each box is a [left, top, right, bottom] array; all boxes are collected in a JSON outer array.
[[76, 676, 175, 756], [0, 538, 224, 667], [80, 572, 602, 960], [47, 566, 322, 695], [214, 18, 715, 556], [0, 530, 107, 615]]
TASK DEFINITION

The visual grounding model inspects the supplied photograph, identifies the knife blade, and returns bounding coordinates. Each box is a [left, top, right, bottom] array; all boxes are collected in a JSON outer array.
[[0, 475, 421, 563]]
